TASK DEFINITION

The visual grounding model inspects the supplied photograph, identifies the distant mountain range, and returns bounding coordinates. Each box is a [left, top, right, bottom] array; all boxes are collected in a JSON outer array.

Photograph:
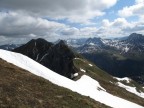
[[66, 38, 88, 48], [67, 33, 144, 84], [103, 33, 144, 56], [69, 33, 144, 56], [10, 34, 144, 85], [1, 33, 144, 85], [0, 44, 21, 51]]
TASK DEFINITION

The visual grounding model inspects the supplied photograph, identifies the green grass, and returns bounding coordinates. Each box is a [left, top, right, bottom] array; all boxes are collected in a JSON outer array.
[[73, 58, 116, 82], [73, 57, 144, 107]]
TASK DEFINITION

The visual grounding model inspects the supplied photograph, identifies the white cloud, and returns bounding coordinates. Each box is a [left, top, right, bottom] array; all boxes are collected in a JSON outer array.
[[102, 18, 131, 28], [2, 0, 144, 44], [80, 27, 98, 36], [101, 18, 144, 37], [122, 21, 144, 33], [118, 0, 144, 17], [135, 0, 144, 4], [60, 27, 79, 36], [0, 0, 117, 24], [112, 18, 131, 28], [116, 0, 144, 36], [1, 11, 144, 45], [0, 0, 120, 44], [0, 11, 66, 38], [102, 19, 111, 27]]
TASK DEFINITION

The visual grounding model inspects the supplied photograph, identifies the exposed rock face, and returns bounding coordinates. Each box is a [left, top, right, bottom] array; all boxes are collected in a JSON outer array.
[[13, 38, 78, 79], [125, 33, 144, 44]]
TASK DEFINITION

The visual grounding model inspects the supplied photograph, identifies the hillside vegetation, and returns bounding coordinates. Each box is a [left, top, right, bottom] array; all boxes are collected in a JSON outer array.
[[0, 58, 109, 108], [73, 57, 144, 106]]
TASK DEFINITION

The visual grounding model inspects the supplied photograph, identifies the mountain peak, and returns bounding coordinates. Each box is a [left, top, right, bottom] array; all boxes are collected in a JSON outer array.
[[127, 33, 144, 44], [29, 38, 51, 45], [57, 40, 66, 45], [35, 38, 48, 42], [54, 40, 69, 49], [129, 33, 143, 38], [13, 38, 77, 79]]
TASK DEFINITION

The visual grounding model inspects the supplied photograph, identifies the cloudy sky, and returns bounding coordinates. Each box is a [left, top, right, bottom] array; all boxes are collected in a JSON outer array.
[[0, 0, 144, 44]]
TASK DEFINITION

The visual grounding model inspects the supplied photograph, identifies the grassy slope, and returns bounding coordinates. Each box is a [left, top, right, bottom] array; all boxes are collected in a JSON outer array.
[[0, 58, 110, 108], [73, 58, 144, 106]]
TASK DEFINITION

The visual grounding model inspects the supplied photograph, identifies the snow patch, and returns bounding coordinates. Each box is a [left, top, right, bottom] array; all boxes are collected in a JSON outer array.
[[71, 73, 79, 78], [74, 58, 80, 60], [39, 53, 48, 62], [89, 64, 93, 67], [114, 77, 131, 83], [109, 81, 113, 84], [36, 54, 39, 61], [80, 68, 86, 73], [35, 41, 37, 47], [74, 73, 78, 77], [124, 46, 129, 52], [117, 82, 144, 99], [0, 49, 143, 108], [89, 43, 95, 46], [74, 58, 86, 62]]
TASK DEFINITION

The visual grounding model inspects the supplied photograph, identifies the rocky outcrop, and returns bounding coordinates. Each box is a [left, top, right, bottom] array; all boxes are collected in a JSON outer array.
[[13, 39, 78, 79]]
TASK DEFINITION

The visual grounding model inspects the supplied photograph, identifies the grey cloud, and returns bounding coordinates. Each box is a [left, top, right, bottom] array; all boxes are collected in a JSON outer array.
[[0, 0, 119, 44], [122, 22, 144, 33], [0, 0, 117, 23], [0, 12, 66, 38], [60, 28, 79, 36]]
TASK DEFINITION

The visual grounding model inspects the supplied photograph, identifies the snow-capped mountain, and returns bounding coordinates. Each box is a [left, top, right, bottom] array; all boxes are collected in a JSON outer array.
[[103, 33, 144, 54], [85, 37, 104, 46], [126, 33, 144, 44], [0, 44, 21, 51], [68, 33, 144, 55], [0, 49, 144, 108], [68, 33, 144, 85], [73, 37, 110, 53]]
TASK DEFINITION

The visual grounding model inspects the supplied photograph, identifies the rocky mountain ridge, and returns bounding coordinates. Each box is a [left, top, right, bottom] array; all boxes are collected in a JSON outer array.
[[67, 33, 144, 84], [13, 38, 78, 79]]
